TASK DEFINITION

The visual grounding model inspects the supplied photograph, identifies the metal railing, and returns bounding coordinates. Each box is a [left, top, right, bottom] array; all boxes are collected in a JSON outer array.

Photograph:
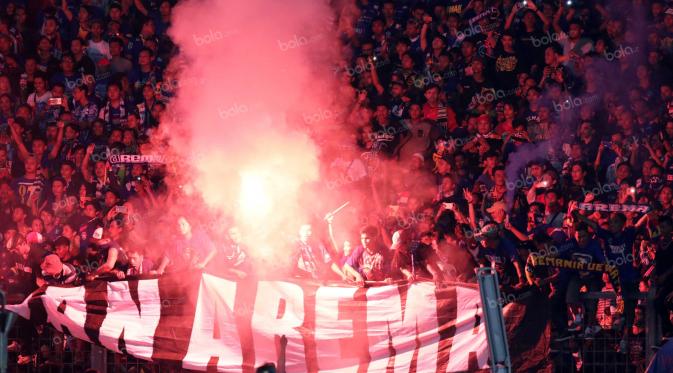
[[550, 289, 657, 373]]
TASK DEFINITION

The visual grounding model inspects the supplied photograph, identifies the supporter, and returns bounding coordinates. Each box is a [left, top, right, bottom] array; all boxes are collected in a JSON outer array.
[[573, 209, 641, 352], [38, 253, 78, 286], [71, 84, 99, 124], [53, 236, 73, 264], [208, 226, 251, 279], [77, 201, 104, 260], [563, 223, 606, 338], [61, 222, 81, 261], [116, 245, 154, 279], [85, 227, 127, 281], [10, 155, 45, 207], [69, 38, 96, 76], [39, 208, 60, 241], [343, 225, 391, 283], [157, 216, 217, 273], [109, 37, 133, 76], [475, 223, 525, 289], [391, 229, 443, 282], [98, 82, 128, 129], [292, 223, 347, 281]]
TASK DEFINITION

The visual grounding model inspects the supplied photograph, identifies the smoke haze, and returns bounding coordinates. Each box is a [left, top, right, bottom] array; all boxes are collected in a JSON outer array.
[[157, 0, 346, 266]]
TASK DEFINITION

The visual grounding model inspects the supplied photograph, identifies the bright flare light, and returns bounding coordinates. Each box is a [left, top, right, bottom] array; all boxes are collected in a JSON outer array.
[[239, 170, 273, 221]]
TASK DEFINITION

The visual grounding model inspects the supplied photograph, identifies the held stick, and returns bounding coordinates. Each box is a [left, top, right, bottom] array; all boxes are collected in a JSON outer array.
[[324, 201, 350, 220]]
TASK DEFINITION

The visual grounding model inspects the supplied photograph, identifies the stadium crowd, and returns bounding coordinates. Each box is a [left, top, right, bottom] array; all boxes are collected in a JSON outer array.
[[1, 0, 673, 371]]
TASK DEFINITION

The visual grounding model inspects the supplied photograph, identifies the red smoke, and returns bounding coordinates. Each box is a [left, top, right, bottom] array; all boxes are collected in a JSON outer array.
[[155, 0, 350, 266]]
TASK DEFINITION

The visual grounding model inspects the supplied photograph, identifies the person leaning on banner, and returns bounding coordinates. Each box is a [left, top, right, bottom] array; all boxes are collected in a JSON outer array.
[[156, 216, 217, 274], [292, 223, 348, 282], [85, 227, 128, 281], [37, 253, 78, 286], [207, 226, 251, 279], [342, 225, 391, 285], [113, 244, 156, 280], [390, 229, 444, 283]]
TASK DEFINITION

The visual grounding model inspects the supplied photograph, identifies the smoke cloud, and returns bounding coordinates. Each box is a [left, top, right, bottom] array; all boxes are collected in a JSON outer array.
[[157, 0, 345, 268]]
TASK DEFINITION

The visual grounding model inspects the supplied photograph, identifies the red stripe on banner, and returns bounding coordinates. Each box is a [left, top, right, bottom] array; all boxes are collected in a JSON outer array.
[[129, 279, 141, 315], [384, 284, 409, 370], [338, 287, 370, 373], [385, 321, 395, 373], [397, 284, 408, 320], [28, 288, 48, 325], [410, 323, 421, 373], [468, 351, 479, 370], [472, 302, 481, 335], [213, 301, 221, 340], [297, 285, 318, 373], [275, 334, 286, 373], [151, 273, 200, 364], [234, 279, 257, 373], [118, 328, 127, 354], [57, 300, 67, 314], [276, 298, 286, 319], [206, 356, 219, 373], [84, 281, 109, 345], [435, 285, 458, 373]]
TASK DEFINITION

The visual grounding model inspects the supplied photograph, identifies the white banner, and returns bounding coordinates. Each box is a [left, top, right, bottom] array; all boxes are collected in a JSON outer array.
[[9, 274, 491, 372]]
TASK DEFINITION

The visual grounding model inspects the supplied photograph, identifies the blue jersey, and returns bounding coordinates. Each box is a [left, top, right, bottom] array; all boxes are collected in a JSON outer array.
[[596, 227, 639, 283]]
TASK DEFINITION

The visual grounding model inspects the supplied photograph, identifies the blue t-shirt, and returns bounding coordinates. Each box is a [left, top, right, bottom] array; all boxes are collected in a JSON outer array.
[[596, 227, 639, 283], [478, 237, 519, 284], [346, 244, 390, 281], [174, 229, 215, 266], [562, 238, 606, 278]]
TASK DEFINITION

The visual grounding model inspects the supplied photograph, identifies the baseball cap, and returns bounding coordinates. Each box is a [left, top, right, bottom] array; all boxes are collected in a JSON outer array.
[[478, 223, 500, 240], [92, 227, 104, 240]]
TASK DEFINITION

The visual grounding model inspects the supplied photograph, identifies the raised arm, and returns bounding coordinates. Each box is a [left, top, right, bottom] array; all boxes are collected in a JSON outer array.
[[368, 58, 385, 96], [627, 141, 639, 168], [420, 15, 432, 52], [81, 144, 95, 181], [571, 206, 598, 231], [504, 218, 530, 241], [325, 214, 340, 255], [594, 142, 605, 171], [463, 188, 478, 230], [134, 0, 149, 16], [49, 121, 65, 159], [62, 0, 73, 21], [505, 3, 521, 31], [527, 2, 549, 28], [8, 120, 30, 161], [552, 3, 565, 34]]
